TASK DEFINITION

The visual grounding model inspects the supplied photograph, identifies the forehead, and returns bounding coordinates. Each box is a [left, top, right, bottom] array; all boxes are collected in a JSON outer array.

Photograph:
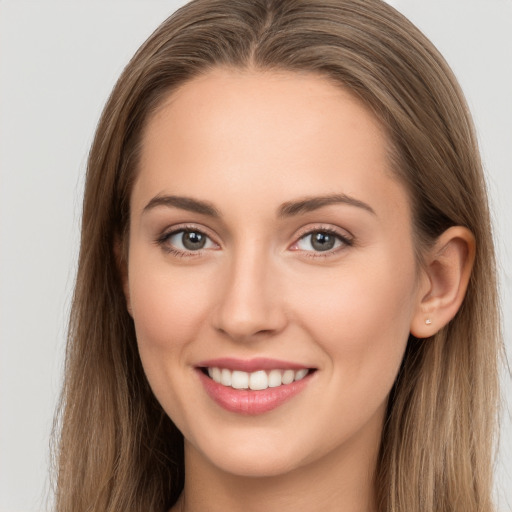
[[134, 68, 409, 223], [143, 68, 389, 164]]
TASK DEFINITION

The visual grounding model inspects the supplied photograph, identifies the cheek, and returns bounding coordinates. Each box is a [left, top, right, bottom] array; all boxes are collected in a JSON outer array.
[[126, 254, 220, 423], [127, 253, 215, 355], [294, 252, 418, 377]]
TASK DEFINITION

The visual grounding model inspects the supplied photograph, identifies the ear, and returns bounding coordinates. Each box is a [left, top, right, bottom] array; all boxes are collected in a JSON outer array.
[[114, 235, 132, 317], [410, 226, 475, 338]]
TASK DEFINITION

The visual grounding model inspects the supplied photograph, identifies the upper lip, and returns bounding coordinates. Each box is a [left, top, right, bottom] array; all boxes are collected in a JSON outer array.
[[196, 357, 313, 372]]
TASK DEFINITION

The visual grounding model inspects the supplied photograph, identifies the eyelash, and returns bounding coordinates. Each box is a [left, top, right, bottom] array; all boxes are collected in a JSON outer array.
[[155, 225, 354, 259], [291, 226, 354, 259], [155, 224, 218, 258]]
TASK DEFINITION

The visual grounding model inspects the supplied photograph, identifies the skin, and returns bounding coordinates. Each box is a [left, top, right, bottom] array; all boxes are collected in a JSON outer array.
[[121, 68, 475, 512]]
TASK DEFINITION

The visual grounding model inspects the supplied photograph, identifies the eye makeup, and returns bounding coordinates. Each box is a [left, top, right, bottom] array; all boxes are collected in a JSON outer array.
[[154, 222, 354, 260]]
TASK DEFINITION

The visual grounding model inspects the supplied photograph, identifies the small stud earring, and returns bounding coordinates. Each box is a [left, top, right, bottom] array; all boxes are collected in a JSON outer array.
[[425, 318, 432, 325]]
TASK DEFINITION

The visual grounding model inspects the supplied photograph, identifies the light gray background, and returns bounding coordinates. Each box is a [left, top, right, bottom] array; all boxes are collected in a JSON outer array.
[[0, 1, 510, 511]]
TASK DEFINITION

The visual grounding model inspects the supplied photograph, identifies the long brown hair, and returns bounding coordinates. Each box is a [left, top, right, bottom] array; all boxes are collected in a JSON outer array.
[[54, 1, 502, 510]]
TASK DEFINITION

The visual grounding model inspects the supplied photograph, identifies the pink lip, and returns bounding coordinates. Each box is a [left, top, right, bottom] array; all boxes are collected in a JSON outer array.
[[196, 367, 314, 415], [196, 357, 310, 372]]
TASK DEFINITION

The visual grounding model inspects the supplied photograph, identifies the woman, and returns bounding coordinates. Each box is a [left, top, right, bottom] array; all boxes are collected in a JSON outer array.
[[54, 0, 502, 511]]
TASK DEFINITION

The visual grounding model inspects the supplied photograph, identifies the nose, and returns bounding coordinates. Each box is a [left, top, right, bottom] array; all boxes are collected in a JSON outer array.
[[212, 246, 288, 342]]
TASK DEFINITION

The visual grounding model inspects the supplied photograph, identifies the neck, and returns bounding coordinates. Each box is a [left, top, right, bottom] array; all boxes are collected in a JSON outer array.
[[173, 421, 381, 512]]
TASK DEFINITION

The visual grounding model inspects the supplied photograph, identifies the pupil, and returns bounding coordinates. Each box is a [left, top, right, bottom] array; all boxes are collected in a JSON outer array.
[[182, 231, 206, 250], [311, 232, 335, 251]]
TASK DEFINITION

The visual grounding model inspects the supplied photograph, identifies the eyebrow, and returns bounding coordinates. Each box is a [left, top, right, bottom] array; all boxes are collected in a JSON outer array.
[[278, 194, 376, 217], [143, 195, 220, 217], [142, 192, 375, 218]]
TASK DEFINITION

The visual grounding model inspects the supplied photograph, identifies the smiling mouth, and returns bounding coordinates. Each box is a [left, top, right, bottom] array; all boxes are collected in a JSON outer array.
[[201, 367, 313, 391]]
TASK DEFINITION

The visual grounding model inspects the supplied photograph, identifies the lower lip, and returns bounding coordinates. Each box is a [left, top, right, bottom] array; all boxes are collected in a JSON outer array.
[[197, 369, 313, 415]]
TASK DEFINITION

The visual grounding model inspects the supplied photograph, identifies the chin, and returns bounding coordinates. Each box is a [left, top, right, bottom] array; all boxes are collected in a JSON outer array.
[[211, 452, 302, 479], [188, 435, 312, 479]]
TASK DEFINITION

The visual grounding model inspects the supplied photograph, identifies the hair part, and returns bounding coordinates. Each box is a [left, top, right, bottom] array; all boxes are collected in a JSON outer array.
[[54, 1, 502, 511]]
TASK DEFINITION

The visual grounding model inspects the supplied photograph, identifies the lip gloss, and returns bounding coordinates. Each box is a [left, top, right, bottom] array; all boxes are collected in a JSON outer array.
[[197, 368, 313, 415]]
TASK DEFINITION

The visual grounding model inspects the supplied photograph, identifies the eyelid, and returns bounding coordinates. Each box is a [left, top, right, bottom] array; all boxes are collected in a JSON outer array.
[[154, 222, 353, 257], [293, 223, 354, 241], [155, 223, 221, 255], [288, 224, 354, 255]]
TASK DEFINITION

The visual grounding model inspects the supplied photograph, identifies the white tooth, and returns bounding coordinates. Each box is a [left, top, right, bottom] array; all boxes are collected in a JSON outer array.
[[294, 369, 308, 381], [282, 369, 295, 385], [231, 370, 249, 389], [268, 369, 282, 387], [221, 368, 232, 386], [207, 367, 214, 378], [211, 367, 222, 384], [249, 370, 268, 390]]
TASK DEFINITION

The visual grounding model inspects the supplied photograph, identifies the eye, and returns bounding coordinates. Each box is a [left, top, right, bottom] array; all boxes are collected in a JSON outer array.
[[161, 229, 218, 253], [292, 229, 352, 253]]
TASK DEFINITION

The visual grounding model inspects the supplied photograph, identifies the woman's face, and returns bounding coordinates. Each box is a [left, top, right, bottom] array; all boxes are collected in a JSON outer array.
[[125, 69, 426, 477]]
